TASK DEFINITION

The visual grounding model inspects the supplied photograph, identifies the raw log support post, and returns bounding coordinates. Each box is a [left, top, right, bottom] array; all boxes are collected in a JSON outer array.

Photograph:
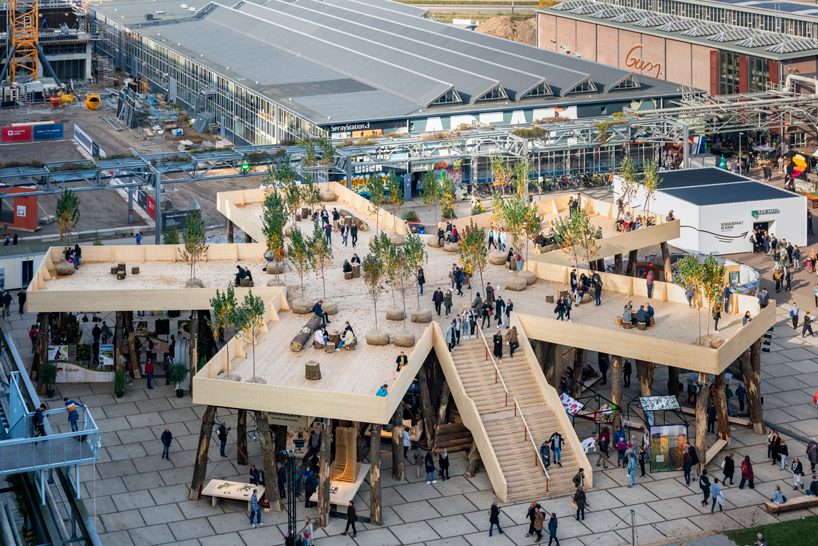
[[571, 349, 585, 398], [369, 423, 383, 525], [433, 381, 451, 451], [236, 410, 248, 466], [189, 311, 199, 394], [611, 356, 623, 430], [465, 441, 481, 477], [637, 360, 655, 397], [660, 242, 673, 282], [274, 424, 288, 454], [189, 405, 217, 500], [668, 367, 680, 396], [614, 253, 623, 275], [714, 371, 729, 441], [695, 383, 710, 471], [35, 312, 50, 393], [743, 340, 766, 434], [418, 367, 436, 449], [317, 418, 332, 527], [256, 411, 282, 511], [625, 249, 638, 277], [126, 312, 141, 379], [113, 312, 124, 388], [391, 407, 405, 481], [227, 221, 234, 244]]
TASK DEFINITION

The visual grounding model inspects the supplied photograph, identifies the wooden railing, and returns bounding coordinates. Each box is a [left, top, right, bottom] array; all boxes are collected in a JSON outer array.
[[474, 323, 550, 491]]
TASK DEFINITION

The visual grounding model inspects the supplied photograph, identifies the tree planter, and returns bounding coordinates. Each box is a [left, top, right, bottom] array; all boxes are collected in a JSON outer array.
[[519, 271, 536, 285], [175, 388, 184, 398], [394, 333, 415, 347], [411, 310, 432, 323], [366, 331, 389, 346], [320, 190, 337, 202], [389, 233, 405, 246], [385, 307, 405, 321], [505, 276, 527, 291], [115, 391, 124, 399], [488, 251, 506, 265], [265, 262, 285, 275], [186, 278, 205, 288]]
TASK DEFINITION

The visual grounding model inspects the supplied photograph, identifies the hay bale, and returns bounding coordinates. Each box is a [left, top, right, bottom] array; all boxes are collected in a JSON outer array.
[[520, 270, 536, 285], [321, 190, 337, 202], [411, 310, 433, 323], [427, 237, 442, 248], [386, 307, 405, 321], [55, 260, 75, 276], [505, 276, 527, 291], [185, 277, 204, 288], [290, 299, 313, 314], [323, 301, 338, 315], [443, 242, 460, 253], [265, 262, 285, 275], [489, 251, 506, 265], [394, 333, 416, 347], [247, 376, 267, 384], [366, 330, 389, 346], [390, 233, 405, 245]]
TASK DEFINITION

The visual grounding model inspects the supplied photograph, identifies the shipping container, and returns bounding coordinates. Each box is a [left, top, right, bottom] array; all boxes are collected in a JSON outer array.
[[1, 125, 32, 143], [32, 123, 65, 141]]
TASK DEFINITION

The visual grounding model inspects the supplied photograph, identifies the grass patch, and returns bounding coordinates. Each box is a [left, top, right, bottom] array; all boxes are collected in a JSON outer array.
[[726, 514, 818, 545]]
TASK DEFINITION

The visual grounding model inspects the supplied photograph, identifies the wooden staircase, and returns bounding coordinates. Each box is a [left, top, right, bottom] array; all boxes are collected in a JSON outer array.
[[448, 335, 581, 501]]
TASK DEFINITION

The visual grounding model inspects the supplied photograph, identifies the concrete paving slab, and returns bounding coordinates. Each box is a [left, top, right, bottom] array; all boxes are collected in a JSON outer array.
[[428, 494, 479, 517], [427, 515, 480, 538], [112, 489, 156, 511], [390, 521, 441, 543], [140, 503, 186, 525], [99, 510, 146, 532], [128, 523, 176, 545], [171, 517, 216, 541], [392, 500, 441, 523]]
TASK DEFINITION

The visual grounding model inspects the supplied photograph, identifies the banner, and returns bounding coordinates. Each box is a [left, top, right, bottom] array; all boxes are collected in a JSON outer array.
[[32, 123, 64, 141], [48, 345, 69, 361], [1, 125, 32, 143], [559, 393, 584, 416], [99, 344, 114, 367], [73, 124, 93, 155]]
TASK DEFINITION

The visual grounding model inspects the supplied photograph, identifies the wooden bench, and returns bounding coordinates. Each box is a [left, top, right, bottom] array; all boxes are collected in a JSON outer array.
[[704, 438, 728, 464], [202, 479, 265, 508], [764, 494, 818, 514]]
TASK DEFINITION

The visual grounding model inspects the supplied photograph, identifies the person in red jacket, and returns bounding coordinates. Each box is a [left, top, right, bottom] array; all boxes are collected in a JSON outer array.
[[145, 358, 154, 390]]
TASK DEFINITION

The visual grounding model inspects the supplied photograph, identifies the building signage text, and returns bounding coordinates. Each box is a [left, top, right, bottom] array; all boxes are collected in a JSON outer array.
[[624, 45, 662, 78], [751, 209, 780, 219], [720, 221, 743, 232]]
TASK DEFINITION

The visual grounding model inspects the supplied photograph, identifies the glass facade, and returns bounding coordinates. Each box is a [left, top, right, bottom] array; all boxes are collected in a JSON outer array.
[[94, 13, 326, 145], [719, 50, 740, 95]]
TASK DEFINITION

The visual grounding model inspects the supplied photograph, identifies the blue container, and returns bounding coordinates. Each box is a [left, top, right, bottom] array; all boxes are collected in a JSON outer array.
[[33, 124, 65, 141]]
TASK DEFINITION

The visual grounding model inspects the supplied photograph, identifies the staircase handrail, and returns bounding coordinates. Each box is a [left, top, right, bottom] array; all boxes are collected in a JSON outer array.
[[475, 324, 550, 490]]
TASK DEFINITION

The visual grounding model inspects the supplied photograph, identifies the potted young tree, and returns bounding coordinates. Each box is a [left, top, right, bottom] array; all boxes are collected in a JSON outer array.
[[261, 189, 287, 284], [234, 291, 267, 383], [180, 210, 209, 288], [43, 363, 58, 398], [168, 362, 189, 398]]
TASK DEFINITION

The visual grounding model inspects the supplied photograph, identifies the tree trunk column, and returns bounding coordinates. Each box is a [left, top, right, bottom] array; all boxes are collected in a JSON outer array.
[[465, 441, 481, 477], [370, 423, 383, 525], [227, 221, 234, 244], [744, 340, 766, 434], [614, 254, 623, 275], [126, 312, 141, 379], [236, 410, 248, 466], [256, 411, 282, 511], [189, 311, 198, 394], [660, 242, 673, 283], [189, 405, 217, 500], [714, 371, 730, 441], [636, 360, 655, 396], [35, 312, 50, 394], [625, 249, 638, 277], [695, 383, 710, 472], [317, 418, 332, 527], [418, 367, 436, 449], [611, 356, 623, 430], [434, 381, 451, 452], [668, 367, 680, 396], [391, 407, 405, 481]]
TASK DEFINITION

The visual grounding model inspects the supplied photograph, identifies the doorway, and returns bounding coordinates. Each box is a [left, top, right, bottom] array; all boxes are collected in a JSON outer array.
[[21, 260, 33, 288]]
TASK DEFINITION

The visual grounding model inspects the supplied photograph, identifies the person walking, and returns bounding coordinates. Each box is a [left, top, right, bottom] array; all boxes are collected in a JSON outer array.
[[722, 452, 735, 485], [493, 331, 503, 361], [438, 447, 450, 481], [350, 223, 358, 247], [417, 267, 425, 296], [638, 445, 648, 477], [135, 232, 143, 245], [736, 384, 747, 414], [712, 301, 722, 333], [249, 489, 262, 528], [160, 427, 173, 460], [808, 439, 818, 472], [533, 507, 545, 542], [739, 455, 755, 489], [627, 450, 637, 487], [144, 358, 154, 389], [547, 512, 560, 546], [17, 290, 25, 316], [791, 303, 801, 329], [488, 500, 503, 536], [424, 449, 437, 484], [2, 291, 11, 318], [550, 432, 563, 467], [341, 500, 357, 537], [402, 428, 411, 459], [699, 468, 711, 506], [573, 486, 588, 521], [495, 296, 506, 327], [792, 456, 805, 491], [433, 288, 443, 316], [63, 398, 82, 433], [804, 311, 815, 337], [683, 449, 694, 485], [780, 439, 789, 470], [646, 270, 655, 299], [710, 478, 723, 513], [598, 354, 609, 386], [218, 422, 229, 457], [525, 502, 542, 538], [623, 360, 632, 388], [33, 403, 46, 439], [507, 327, 519, 358]]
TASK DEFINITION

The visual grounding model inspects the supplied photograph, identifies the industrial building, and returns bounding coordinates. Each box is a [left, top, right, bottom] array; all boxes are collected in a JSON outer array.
[[92, 0, 682, 144], [538, 0, 818, 96]]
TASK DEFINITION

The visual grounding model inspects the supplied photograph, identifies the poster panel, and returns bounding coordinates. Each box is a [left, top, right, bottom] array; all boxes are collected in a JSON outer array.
[[48, 345, 69, 361], [649, 424, 688, 472], [99, 344, 114, 367]]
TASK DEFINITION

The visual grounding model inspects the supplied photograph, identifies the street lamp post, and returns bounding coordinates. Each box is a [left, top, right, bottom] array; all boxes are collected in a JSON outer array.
[[738, 133, 743, 175]]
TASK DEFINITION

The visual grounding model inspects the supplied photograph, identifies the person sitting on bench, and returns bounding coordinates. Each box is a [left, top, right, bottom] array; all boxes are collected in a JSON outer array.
[[314, 328, 328, 347], [646, 303, 655, 325], [313, 300, 330, 326], [337, 328, 356, 351], [636, 305, 648, 327], [437, 227, 445, 246], [351, 254, 361, 265], [342, 260, 352, 274], [622, 305, 633, 325], [235, 265, 248, 286]]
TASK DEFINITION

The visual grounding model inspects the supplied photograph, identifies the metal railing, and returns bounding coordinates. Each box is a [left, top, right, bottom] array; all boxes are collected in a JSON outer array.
[[474, 324, 550, 491]]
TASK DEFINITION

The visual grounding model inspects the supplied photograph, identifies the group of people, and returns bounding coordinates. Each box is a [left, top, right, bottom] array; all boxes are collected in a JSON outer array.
[[622, 301, 655, 328], [614, 211, 656, 233], [312, 320, 356, 352], [437, 222, 460, 246]]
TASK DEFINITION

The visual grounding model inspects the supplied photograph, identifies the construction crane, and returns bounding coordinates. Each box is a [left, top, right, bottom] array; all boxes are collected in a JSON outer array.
[[7, 0, 39, 83]]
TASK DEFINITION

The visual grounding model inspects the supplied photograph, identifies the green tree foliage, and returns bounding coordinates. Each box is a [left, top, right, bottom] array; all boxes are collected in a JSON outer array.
[[286, 228, 314, 299], [362, 252, 386, 331], [619, 157, 638, 211], [459, 221, 488, 294], [309, 224, 333, 299], [180, 209, 208, 280], [441, 175, 457, 219], [385, 172, 405, 232], [403, 233, 428, 308], [552, 208, 599, 272], [56, 188, 80, 241], [234, 291, 266, 380], [522, 201, 543, 271], [366, 175, 386, 235], [163, 227, 179, 245], [210, 285, 238, 375], [262, 189, 288, 283], [318, 137, 334, 166], [640, 159, 661, 215], [513, 157, 531, 198], [490, 156, 511, 194], [421, 171, 443, 223], [701, 255, 726, 336], [302, 177, 321, 213], [371, 232, 399, 304], [675, 255, 706, 340]]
